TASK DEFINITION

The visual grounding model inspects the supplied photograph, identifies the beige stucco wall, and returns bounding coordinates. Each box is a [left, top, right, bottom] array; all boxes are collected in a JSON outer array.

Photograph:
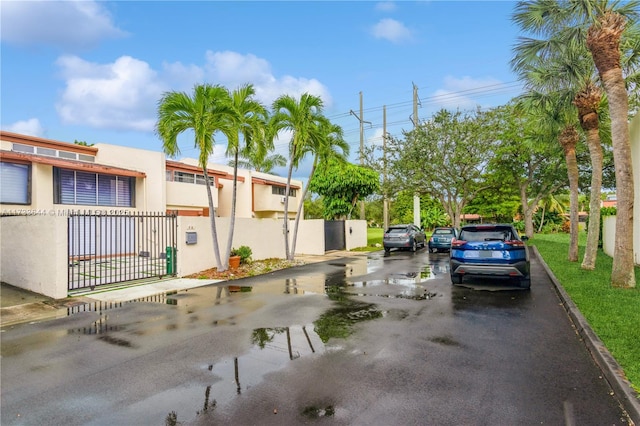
[[602, 113, 640, 265], [345, 220, 368, 250], [175, 217, 326, 276], [289, 219, 325, 255], [0, 215, 68, 299], [166, 180, 218, 211], [93, 143, 165, 212]]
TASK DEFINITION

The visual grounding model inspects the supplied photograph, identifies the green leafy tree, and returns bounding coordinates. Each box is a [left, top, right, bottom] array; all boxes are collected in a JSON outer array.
[[308, 158, 379, 220], [156, 84, 233, 271], [303, 193, 325, 219], [486, 103, 566, 238], [388, 108, 495, 228]]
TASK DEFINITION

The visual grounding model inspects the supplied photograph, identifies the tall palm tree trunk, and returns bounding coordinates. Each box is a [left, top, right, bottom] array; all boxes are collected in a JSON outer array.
[[560, 126, 580, 262], [587, 12, 635, 287], [204, 167, 224, 270], [574, 83, 603, 270], [223, 149, 241, 272], [581, 126, 603, 270], [284, 161, 295, 260]]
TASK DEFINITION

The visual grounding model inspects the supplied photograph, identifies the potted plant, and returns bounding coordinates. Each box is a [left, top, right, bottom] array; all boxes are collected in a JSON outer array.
[[229, 246, 252, 269]]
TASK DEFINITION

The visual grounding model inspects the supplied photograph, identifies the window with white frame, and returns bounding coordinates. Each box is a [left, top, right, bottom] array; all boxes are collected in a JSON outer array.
[[53, 167, 134, 207], [0, 162, 31, 204]]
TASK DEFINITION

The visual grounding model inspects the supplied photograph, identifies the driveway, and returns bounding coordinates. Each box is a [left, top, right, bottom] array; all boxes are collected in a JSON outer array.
[[0, 249, 630, 425]]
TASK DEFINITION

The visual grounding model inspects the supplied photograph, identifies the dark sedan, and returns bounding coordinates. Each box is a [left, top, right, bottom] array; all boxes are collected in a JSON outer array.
[[428, 227, 457, 253], [383, 224, 426, 253], [449, 223, 530, 288]]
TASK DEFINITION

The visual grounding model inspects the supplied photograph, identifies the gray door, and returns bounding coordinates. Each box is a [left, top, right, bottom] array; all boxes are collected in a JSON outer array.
[[324, 220, 345, 251]]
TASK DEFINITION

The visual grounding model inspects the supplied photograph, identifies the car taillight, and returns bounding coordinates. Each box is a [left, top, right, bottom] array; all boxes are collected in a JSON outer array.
[[505, 240, 524, 247], [451, 239, 466, 248]]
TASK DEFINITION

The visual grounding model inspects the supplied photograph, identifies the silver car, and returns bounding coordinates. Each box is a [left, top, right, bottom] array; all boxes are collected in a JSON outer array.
[[383, 224, 426, 253]]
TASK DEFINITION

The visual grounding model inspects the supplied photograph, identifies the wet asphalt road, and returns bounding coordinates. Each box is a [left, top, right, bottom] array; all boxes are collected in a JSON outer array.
[[0, 248, 629, 425]]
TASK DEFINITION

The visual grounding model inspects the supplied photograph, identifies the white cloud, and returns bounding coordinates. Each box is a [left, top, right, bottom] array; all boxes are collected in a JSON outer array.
[[0, 0, 127, 49], [3, 119, 45, 137], [54, 51, 333, 133], [375, 2, 397, 12], [430, 76, 503, 110], [204, 51, 332, 106], [55, 55, 165, 131], [371, 18, 413, 43]]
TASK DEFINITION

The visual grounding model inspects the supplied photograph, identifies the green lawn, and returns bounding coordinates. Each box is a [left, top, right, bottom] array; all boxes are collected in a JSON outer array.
[[361, 228, 640, 393], [529, 233, 640, 393]]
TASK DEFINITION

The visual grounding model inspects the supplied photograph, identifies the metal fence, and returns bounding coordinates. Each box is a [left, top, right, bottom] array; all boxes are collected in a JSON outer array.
[[68, 211, 177, 292]]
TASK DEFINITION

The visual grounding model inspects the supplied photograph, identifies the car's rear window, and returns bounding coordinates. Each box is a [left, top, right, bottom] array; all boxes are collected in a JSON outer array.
[[434, 229, 454, 235], [387, 228, 409, 234], [460, 227, 515, 242]]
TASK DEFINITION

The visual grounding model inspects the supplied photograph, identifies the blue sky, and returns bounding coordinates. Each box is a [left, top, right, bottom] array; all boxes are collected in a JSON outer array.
[[1, 1, 524, 179]]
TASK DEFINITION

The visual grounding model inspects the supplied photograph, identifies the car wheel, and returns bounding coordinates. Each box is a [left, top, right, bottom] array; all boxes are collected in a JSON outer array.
[[451, 274, 462, 285], [384, 247, 390, 254], [519, 278, 531, 289], [411, 240, 417, 252]]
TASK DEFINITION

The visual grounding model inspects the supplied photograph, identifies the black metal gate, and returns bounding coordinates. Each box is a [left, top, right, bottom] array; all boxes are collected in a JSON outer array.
[[324, 220, 345, 251], [68, 211, 177, 293]]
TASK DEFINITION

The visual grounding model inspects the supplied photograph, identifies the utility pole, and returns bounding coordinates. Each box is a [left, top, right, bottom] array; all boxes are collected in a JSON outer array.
[[349, 91, 371, 221], [412, 83, 421, 228], [383, 105, 389, 231]]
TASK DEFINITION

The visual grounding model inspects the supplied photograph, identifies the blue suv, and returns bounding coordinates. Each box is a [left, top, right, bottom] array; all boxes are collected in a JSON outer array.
[[449, 224, 530, 289]]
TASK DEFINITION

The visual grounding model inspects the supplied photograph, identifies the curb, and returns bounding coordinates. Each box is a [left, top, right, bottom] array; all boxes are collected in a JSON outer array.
[[532, 246, 640, 425]]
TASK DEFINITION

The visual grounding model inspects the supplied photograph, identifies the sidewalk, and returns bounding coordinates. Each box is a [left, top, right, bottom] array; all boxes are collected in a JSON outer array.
[[0, 250, 362, 328]]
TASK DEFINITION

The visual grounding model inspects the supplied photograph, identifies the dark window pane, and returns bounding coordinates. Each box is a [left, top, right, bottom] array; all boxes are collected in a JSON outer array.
[[75, 171, 97, 205], [59, 169, 76, 204], [0, 162, 30, 204], [98, 175, 117, 206]]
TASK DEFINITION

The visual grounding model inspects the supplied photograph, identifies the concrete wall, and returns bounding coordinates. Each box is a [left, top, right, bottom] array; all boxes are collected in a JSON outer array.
[[345, 220, 368, 250], [0, 215, 68, 299], [169, 217, 330, 277], [602, 113, 640, 265]]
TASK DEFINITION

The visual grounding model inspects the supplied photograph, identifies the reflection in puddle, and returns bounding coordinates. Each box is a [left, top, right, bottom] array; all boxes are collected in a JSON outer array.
[[159, 325, 324, 424]]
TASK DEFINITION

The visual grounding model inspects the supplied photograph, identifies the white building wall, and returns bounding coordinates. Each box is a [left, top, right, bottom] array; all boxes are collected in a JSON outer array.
[[602, 114, 640, 265], [632, 113, 640, 265]]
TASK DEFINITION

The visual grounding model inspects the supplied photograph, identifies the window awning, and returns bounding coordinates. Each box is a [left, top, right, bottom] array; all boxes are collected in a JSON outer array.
[[0, 151, 146, 178], [165, 160, 243, 182], [252, 177, 300, 190]]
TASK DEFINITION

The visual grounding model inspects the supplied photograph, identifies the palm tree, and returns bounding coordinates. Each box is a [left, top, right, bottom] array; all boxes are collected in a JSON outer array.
[[156, 84, 233, 272], [587, 10, 637, 287], [271, 93, 326, 260], [289, 120, 349, 257], [230, 150, 286, 174], [223, 84, 268, 270], [512, 1, 639, 277], [518, 89, 581, 260], [512, 2, 606, 269]]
